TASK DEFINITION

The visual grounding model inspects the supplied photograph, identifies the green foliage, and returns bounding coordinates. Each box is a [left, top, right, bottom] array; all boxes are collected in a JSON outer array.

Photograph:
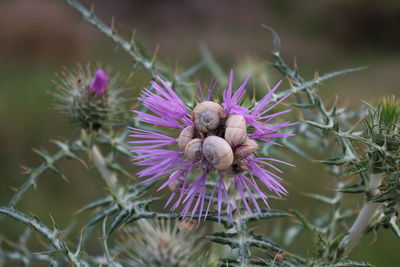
[[0, 206, 89, 266], [0, 139, 86, 222]]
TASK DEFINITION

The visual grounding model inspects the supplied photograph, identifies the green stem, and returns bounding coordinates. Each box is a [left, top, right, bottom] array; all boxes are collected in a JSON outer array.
[[0, 140, 84, 221], [90, 145, 118, 189], [339, 173, 382, 256], [62, 0, 172, 83], [236, 217, 250, 266], [0, 206, 88, 266]]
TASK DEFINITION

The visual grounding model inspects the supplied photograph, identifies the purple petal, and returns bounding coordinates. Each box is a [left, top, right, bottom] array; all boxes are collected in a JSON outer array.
[[89, 69, 109, 96]]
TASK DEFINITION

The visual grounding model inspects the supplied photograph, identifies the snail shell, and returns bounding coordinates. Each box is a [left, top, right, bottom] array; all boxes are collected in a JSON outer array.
[[184, 138, 203, 161], [203, 136, 233, 170], [224, 114, 247, 147], [178, 218, 197, 231], [234, 138, 258, 158], [178, 126, 195, 151], [274, 252, 285, 261], [219, 158, 248, 177], [168, 171, 185, 193], [192, 101, 227, 133]]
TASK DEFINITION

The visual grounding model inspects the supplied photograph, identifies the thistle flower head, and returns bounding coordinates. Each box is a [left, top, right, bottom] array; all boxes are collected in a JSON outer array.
[[53, 64, 126, 131], [116, 220, 203, 266], [130, 71, 295, 221]]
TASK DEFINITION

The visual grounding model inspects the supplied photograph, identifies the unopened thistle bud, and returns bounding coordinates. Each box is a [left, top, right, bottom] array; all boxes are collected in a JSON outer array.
[[364, 95, 400, 173], [116, 220, 204, 266], [360, 96, 400, 229], [53, 64, 125, 131]]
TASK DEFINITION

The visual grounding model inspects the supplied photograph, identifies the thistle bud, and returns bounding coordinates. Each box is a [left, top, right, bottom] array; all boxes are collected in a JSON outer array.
[[53, 64, 125, 131], [117, 220, 204, 266], [364, 95, 400, 172]]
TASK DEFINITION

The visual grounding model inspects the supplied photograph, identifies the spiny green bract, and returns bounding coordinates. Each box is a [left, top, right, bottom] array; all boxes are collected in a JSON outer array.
[[364, 95, 400, 172], [115, 219, 206, 267], [53, 64, 128, 131]]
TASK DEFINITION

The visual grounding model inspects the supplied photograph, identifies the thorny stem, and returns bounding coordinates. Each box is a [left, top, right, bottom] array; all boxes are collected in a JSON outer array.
[[235, 217, 250, 266], [0, 140, 84, 221], [0, 206, 89, 266], [267, 29, 381, 259], [91, 144, 155, 248], [62, 0, 171, 83], [90, 145, 118, 189], [269, 27, 368, 183], [339, 173, 383, 257], [327, 167, 343, 241], [227, 215, 250, 266], [88, 140, 156, 231], [91, 145, 155, 251], [230, 184, 250, 266], [0, 250, 59, 266]]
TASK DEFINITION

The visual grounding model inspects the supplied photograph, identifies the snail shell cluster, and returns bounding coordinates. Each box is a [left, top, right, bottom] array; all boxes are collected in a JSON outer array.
[[176, 101, 259, 176]]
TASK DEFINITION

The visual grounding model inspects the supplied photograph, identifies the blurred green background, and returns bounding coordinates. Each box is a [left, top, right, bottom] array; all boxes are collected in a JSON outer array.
[[0, 0, 399, 266]]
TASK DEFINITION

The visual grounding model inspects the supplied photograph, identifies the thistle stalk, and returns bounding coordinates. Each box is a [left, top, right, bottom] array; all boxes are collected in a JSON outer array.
[[90, 144, 154, 229], [340, 173, 383, 257], [235, 217, 250, 266], [90, 145, 118, 188], [62, 0, 172, 83]]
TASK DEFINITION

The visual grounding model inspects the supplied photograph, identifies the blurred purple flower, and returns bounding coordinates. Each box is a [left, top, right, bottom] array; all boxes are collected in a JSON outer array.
[[130, 71, 295, 222], [89, 69, 109, 96]]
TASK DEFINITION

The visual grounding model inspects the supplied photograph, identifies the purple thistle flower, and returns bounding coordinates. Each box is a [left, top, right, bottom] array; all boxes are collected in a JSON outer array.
[[89, 69, 109, 96], [130, 71, 295, 222]]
